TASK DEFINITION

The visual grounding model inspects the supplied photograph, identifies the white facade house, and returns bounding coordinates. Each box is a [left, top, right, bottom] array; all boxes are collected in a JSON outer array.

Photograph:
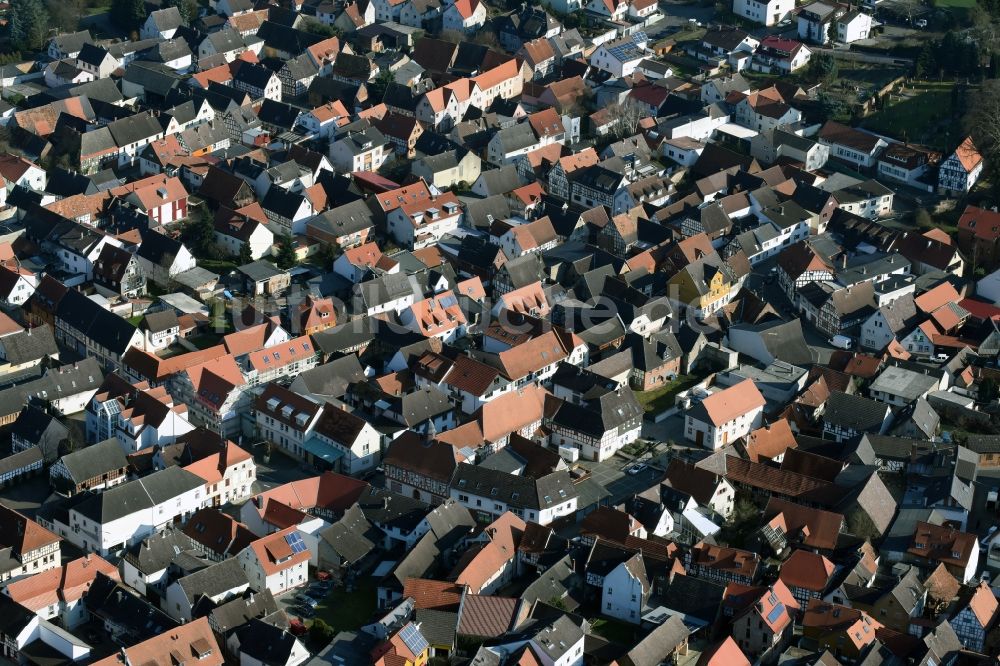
[[939, 137, 985, 194], [442, 0, 487, 33], [41, 466, 205, 556], [684, 379, 766, 450], [838, 11, 873, 42], [734, 0, 794, 25], [238, 527, 310, 595], [590, 34, 647, 77], [601, 555, 648, 624]]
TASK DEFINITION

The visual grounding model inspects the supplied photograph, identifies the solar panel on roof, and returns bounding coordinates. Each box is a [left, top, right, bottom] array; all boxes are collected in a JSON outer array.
[[766, 602, 785, 625], [284, 532, 307, 553], [399, 624, 428, 656]]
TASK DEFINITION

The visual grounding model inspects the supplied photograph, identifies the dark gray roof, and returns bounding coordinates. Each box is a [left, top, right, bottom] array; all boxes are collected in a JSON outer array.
[[550, 389, 643, 439], [450, 466, 578, 511], [176, 557, 249, 602], [319, 504, 377, 564], [123, 529, 200, 575], [208, 590, 279, 635], [56, 438, 128, 484], [239, 259, 285, 282], [414, 609, 457, 650], [824, 391, 890, 433], [289, 355, 365, 400], [107, 111, 164, 148], [236, 618, 299, 662], [56, 290, 138, 356], [309, 199, 377, 238], [624, 615, 690, 666], [0, 358, 104, 420], [520, 555, 584, 610], [475, 165, 522, 195], [74, 466, 205, 524], [149, 6, 184, 31]]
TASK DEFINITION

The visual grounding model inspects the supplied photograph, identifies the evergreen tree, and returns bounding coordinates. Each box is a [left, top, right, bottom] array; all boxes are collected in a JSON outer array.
[[275, 234, 296, 269], [916, 43, 936, 79], [238, 242, 253, 265], [111, 0, 147, 33], [9, 0, 49, 52], [181, 210, 216, 258]]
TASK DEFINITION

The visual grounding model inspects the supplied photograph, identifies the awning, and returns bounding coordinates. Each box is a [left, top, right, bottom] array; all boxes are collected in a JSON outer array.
[[301, 436, 345, 464]]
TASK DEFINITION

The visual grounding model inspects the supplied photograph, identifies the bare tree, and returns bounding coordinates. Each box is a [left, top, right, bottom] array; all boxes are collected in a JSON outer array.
[[607, 99, 648, 140], [965, 79, 1000, 173]]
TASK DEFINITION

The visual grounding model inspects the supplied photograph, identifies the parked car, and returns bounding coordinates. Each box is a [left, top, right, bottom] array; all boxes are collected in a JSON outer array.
[[295, 594, 319, 608], [829, 335, 853, 350], [306, 586, 327, 599], [292, 605, 316, 618], [627, 463, 647, 476], [915, 18, 927, 27]]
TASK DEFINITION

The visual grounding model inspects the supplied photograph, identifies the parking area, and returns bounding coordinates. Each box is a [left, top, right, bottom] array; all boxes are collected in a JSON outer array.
[[576, 451, 665, 504]]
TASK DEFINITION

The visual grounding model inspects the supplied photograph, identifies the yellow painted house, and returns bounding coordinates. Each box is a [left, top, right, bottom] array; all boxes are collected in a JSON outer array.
[[374, 622, 430, 666], [666, 257, 735, 318]]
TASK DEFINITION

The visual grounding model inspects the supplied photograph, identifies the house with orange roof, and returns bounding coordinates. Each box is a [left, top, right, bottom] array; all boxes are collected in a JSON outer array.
[[0, 153, 46, 191], [517, 37, 556, 80], [697, 636, 750, 666], [372, 621, 431, 666], [333, 241, 399, 282], [684, 378, 766, 450], [586, 0, 628, 21], [546, 148, 600, 201], [0, 504, 61, 583], [111, 174, 189, 225], [244, 335, 320, 387], [296, 100, 352, 140], [472, 59, 525, 109], [386, 191, 463, 250], [950, 580, 999, 651], [777, 549, 836, 606], [742, 419, 797, 463], [239, 471, 368, 551], [443, 0, 486, 32], [91, 616, 223, 666], [5, 554, 119, 628], [238, 526, 310, 594], [802, 600, 883, 661], [453, 513, 525, 594], [214, 204, 275, 261], [415, 84, 466, 130], [85, 373, 195, 452], [181, 436, 256, 506], [399, 291, 468, 342], [958, 204, 1000, 271], [940, 136, 984, 194], [725, 580, 798, 662], [171, 353, 249, 438]]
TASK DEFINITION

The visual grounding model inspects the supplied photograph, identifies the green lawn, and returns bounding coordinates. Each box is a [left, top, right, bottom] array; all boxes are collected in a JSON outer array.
[[187, 334, 222, 350], [590, 618, 640, 645], [312, 578, 379, 633], [635, 375, 699, 414], [861, 87, 955, 149]]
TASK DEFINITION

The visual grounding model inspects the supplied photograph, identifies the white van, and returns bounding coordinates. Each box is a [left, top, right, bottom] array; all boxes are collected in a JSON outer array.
[[830, 335, 853, 350]]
